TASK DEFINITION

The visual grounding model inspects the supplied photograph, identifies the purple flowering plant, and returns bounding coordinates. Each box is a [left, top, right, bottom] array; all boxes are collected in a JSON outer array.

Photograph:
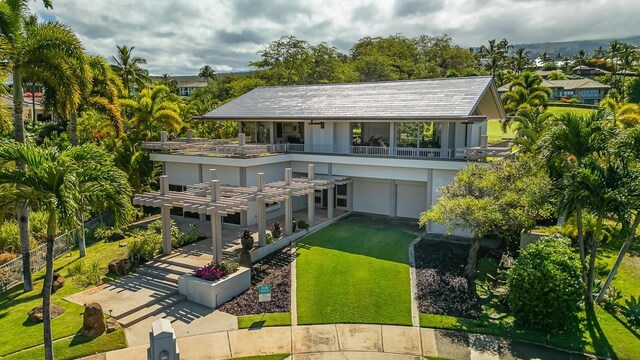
[[194, 261, 239, 281]]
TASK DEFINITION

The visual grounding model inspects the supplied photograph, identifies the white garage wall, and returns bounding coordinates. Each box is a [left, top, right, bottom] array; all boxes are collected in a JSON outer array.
[[333, 163, 428, 182], [246, 162, 291, 185], [353, 178, 391, 215], [165, 162, 200, 185], [396, 182, 428, 219], [201, 164, 240, 185], [430, 169, 472, 238]]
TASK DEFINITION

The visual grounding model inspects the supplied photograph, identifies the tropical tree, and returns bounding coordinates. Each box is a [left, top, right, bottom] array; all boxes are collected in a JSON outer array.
[[0, 141, 132, 360], [510, 107, 554, 152], [111, 45, 150, 95], [198, 65, 216, 83], [511, 47, 530, 74], [539, 51, 553, 66], [478, 39, 510, 80], [419, 156, 552, 279], [0, 0, 89, 291], [251, 35, 312, 85], [158, 73, 178, 94], [574, 50, 588, 66], [501, 71, 552, 119], [547, 70, 567, 80], [599, 97, 640, 128], [119, 85, 183, 140], [83, 55, 125, 136]]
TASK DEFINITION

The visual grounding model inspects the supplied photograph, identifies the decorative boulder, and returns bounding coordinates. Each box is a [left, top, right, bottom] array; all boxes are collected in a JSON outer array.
[[105, 317, 119, 333], [82, 302, 106, 337], [28, 303, 64, 322], [107, 230, 126, 242], [52, 273, 65, 294], [108, 259, 132, 275]]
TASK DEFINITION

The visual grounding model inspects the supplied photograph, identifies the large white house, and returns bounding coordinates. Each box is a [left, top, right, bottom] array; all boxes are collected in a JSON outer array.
[[144, 76, 508, 238]]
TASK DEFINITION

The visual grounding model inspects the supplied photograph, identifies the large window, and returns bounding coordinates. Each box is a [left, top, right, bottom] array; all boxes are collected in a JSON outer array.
[[580, 89, 600, 98], [396, 122, 441, 148]]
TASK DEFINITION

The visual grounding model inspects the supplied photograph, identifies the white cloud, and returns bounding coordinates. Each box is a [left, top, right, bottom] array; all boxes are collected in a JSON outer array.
[[30, 0, 640, 75]]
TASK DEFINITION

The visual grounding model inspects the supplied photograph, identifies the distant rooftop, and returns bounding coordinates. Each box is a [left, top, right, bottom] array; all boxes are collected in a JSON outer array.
[[498, 78, 609, 92], [202, 76, 505, 121]]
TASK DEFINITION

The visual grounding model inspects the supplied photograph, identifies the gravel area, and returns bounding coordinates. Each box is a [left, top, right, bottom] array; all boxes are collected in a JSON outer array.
[[414, 239, 481, 318], [218, 246, 292, 315]]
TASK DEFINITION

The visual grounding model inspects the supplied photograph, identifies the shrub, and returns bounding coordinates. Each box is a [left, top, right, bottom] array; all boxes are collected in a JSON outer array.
[[194, 261, 239, 281], [621, 295, 640, 328], [507, 235, 584, 331], [127, 229, 162, 264], [600, 286, 623, 313], [0, 252, 16, 265], [29, 211, 49, 244], [171, 223, 199, 248], [0, 221, 20, 254], [265, 233, 274, 245], [297, 219, 309, 231], [67, 260, 103, 287]]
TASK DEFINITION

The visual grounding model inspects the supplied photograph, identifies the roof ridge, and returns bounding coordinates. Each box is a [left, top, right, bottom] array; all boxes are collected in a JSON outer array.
[[252, 76, 494, 91]]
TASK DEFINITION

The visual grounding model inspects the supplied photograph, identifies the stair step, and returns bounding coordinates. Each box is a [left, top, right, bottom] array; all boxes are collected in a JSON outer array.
[[136, 267, 181, 284], [118, 294, 187, 327], [114, 288, 179, 321], [145, 258, 200, 274]]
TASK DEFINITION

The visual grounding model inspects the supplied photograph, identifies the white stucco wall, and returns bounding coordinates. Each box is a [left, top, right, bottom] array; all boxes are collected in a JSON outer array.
[[201, 164, 240, 186], [353, 178, 391, 215], [430, 169, 472, 238], [396, 181, 428, 219], [246, 162, 291, 186], [165, 162, 200, 185], [334, 122, 351, 147]]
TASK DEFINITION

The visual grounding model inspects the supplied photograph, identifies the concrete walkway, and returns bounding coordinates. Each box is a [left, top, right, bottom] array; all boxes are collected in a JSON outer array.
[[96, 324, 589, 360]]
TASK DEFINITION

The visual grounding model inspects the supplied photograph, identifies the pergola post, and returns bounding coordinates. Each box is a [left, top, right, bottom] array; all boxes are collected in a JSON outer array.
[[159, 175, 172, 255], [327, 185, 335, 219], [307, 164, 315, 227], [210, 179, 223, 263], [284, 168, 293, 235], [257, 173, 267, 246]]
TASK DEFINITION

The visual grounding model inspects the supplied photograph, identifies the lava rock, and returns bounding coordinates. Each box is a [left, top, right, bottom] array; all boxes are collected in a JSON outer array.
[[51, 273, 65, 294], [107, 230, 126, 242], [81, 302, 106, 337], [105, 317, 119, 333], [108, 259, 132, 276], [28, 303, 64, 322]]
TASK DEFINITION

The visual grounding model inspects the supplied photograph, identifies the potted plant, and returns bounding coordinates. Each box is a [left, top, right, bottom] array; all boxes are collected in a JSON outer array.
[[271, 221, 282, 239], [240, 229, 254, 250]]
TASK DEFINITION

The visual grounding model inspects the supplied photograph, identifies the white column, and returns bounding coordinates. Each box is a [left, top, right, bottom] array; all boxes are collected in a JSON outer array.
[[285, 168, 293, 235], [210, 213, 223, 264], [327, 185, 335, 219], [389, 122, 396, 155], [159, 175, 171, 255], [257, 173, 266, 246], [440, 122, 449, 158], [269, 122, 275, 144], [307, 165, 315, 227]]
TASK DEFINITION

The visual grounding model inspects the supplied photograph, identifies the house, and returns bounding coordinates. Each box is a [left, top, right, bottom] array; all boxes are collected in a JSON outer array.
[[499, 78, 609, 105], [141, 76, 508, 241], [149, 75, 209, 97], [571, 65, 609, 79]]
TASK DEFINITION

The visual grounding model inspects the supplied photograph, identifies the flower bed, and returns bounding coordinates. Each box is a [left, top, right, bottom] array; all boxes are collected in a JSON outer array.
[[414, 239, 481, 318], [194, 261, 239, 281], [178, 264, 250, 309], [219, 247, 291, 315]]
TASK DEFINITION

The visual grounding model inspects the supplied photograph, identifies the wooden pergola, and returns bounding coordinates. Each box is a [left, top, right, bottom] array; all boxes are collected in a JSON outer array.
[[133, 165, 350, 264]]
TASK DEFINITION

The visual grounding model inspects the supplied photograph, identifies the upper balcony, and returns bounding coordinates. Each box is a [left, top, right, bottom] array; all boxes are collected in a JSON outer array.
[[143, 131, 513, 161]]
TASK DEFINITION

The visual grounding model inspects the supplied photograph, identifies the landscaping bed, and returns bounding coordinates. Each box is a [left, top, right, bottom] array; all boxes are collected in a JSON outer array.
[[219, 246, 292, 315], [414, 239, 482, 318]]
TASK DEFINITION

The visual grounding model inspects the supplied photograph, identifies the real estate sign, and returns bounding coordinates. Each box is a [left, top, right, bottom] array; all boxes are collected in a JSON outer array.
[[258, 285, 272, 302]]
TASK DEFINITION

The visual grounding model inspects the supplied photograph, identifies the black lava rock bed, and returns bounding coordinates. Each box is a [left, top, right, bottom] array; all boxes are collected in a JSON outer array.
[[218, 246, 292, 315], [414, 239, 482, 318]]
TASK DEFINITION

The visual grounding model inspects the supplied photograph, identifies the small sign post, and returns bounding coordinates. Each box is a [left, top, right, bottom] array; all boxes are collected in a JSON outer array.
[[257, 285, 272, 302]]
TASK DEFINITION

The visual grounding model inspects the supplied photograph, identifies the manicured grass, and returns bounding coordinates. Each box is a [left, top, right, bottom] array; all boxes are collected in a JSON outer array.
[[547, 106, 594, 116], [237, 312, 292, 329], [0, 238, 129, 356], [296, 222, 414, 325], [487, 119, 515, 145], [3, 328, 127, 360], [596, 234, 640, 304], [420, 307, 639, 359]]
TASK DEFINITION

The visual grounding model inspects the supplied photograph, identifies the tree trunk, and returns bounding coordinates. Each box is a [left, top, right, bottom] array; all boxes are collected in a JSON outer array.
[[585, 216, 602, 307], [464, 237, 481, 280], [13, 68, 33, 292], [78, 211, 86, 258], [42, 212, 57, 360], [69, 112, 79, 146], [597, 213, 640, 303], [576, 205, 587, 282]]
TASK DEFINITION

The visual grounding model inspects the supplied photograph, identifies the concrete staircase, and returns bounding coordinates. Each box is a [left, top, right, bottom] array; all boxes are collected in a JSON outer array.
[[112, 258, 201, 327]]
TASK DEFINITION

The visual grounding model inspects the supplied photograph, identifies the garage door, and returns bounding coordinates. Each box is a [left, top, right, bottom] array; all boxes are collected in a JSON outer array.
[[353, 179, 390, 215], [396, 182, 428, 219]]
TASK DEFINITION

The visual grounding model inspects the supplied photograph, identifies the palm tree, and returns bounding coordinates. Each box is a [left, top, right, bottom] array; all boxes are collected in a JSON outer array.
[[0, 0, 89, 292], [574, 50, 588, 66], [478, 39, 509, 80], [118, 85, 183, 140], [593, 46, 607, 60], [501, 72, 552, 119], [608, 40, 624, 77], [598, 97, 640, 128], [83, 55, 125, 136], [158, 73, 178, 94], [510, 106, 553, 152], [543, 110, 608, 281], [511, 48, 530, 74], [0, 141, 132, 360], [539, 51, 552, 66], [111, 45, 150, 95], [198, 65, 216, 83]]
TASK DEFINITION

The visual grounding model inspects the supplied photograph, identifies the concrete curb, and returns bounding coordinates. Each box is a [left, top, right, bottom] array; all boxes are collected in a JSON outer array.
[[408, 236, 421, 328]]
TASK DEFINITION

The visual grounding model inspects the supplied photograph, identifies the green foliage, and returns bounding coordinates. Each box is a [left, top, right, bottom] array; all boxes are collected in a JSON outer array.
[[507, 236, 584, 331], [547, 71, 567, 80], [297, 219, 309, 231], [171, 223, 199, 248], [265, 233, 274, 245], [127, 228, 162, 263], [501, 72, 552, 117], [0, 221, 19, 254], [66, 260, 103, 287], [621, 295, 640, 328]]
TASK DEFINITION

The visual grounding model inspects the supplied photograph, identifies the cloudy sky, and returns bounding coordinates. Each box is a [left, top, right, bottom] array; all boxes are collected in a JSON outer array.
[[33, 0, 640, 75]]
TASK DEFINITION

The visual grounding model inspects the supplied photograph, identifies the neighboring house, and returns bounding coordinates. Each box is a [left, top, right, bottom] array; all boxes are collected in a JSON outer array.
[[147, 75, 209, 97], [498, 78, 609, 105], [142, 76, 508, 238], [571, 65, 609, 79], [1, 94, 48, 124]]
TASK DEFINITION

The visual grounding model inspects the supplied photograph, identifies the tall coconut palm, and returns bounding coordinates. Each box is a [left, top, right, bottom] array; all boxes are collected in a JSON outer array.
[[82, 55, 125, 137], [511, 47, 530, 74], [118, 85, 182, 141], [501, 71, 552, 120], [543, 110, 608, 280], [0, 141, 133, 360], [111, 45, 150, 95], [574, 50, 588, 66], [608, 40, 624, 77], [539, 51, 552, 66], [478, 39, 509, 80], [198, 65, 216, 83], [510, 106, 554, 152], [599, 97, 640, 128], [0, 0, 89, 291]]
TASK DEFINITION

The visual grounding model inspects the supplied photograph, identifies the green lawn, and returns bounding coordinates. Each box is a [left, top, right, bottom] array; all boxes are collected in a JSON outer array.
[[596, 233, 640, 305], [296, 221, 414, 325], [487, 119, 514, 145], [3, 328, 127, 360], [547, 106, 594, 116], [0, 238, 129, 357], [237, 312, 291, 329]]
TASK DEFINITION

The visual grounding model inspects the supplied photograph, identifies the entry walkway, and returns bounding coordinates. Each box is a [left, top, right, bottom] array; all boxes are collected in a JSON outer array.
[[98, 324, 589, 360]]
